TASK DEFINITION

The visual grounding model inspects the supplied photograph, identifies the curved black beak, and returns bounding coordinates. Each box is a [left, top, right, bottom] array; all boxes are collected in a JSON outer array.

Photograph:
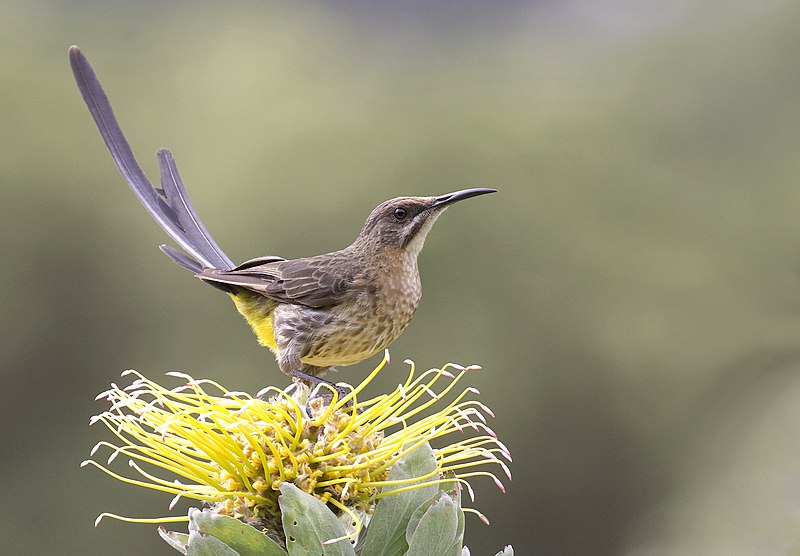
[[429, 188, 498, 210]]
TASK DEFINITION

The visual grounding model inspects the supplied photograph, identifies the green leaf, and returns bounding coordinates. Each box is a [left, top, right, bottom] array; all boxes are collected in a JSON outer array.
[[188, 508, 286, 556], [159, 527, 189, 554], [443, 472, 465, 556], [187, 530, 240, 556], [361, 443, 440, 556], [406, 473, 464, 555], [404, 494, 437, 544], [279, 483, 357, 556], [493, 546, 514, 556], [446, 507, 465, 556], [404, 492, 460, 556]]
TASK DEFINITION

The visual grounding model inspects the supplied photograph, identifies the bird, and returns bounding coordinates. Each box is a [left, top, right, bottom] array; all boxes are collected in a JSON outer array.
[[69, 46, 496, 389]]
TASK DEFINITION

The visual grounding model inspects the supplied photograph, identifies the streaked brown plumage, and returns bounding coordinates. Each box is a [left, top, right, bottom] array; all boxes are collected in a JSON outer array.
[[70, 46, 496, 386]]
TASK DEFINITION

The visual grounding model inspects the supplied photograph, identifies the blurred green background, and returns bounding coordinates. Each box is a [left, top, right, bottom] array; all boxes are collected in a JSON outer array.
[[2, 1, 800, 554]]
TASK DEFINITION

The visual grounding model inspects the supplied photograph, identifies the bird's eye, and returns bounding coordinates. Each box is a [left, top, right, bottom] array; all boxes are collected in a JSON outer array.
[[393, 207, 408, 220]]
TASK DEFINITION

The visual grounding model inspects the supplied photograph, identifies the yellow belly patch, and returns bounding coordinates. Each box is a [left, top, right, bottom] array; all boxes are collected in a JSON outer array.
[[228, 292, 278, 350]]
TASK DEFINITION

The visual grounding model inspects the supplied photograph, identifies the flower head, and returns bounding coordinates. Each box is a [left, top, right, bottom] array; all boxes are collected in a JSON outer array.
[[84, 352, 511, 542]]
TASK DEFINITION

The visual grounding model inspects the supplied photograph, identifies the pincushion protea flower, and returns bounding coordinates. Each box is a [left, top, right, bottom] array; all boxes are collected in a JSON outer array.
[[83, 352, 513, 555]]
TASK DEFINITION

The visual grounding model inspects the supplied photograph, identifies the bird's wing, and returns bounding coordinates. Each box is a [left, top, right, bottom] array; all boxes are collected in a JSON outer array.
[[234, 255, 287, 270], [198, 255, 356, 308]]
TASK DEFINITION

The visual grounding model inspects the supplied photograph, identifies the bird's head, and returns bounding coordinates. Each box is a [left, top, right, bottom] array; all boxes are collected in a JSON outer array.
[[356, 188, 497, 256]]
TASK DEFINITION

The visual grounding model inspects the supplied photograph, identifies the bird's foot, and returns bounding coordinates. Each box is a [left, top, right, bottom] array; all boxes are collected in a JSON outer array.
[[290, 370, 353, 413]]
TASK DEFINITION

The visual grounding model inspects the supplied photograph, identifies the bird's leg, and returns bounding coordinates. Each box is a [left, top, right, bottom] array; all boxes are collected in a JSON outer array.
[[290, 370, 350, 405]]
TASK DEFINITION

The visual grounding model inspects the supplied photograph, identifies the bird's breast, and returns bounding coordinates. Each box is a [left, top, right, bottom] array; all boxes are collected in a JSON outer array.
[[297, 253, 421, 367], [363, 252, 421, 341], [376, 256, 421, 321]]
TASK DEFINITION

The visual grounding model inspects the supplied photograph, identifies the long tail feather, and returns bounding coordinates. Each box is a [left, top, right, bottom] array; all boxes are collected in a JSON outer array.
[[69, 46, 234, 271], [156, 149, 234, 269], [159, 245, 204, 274]]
